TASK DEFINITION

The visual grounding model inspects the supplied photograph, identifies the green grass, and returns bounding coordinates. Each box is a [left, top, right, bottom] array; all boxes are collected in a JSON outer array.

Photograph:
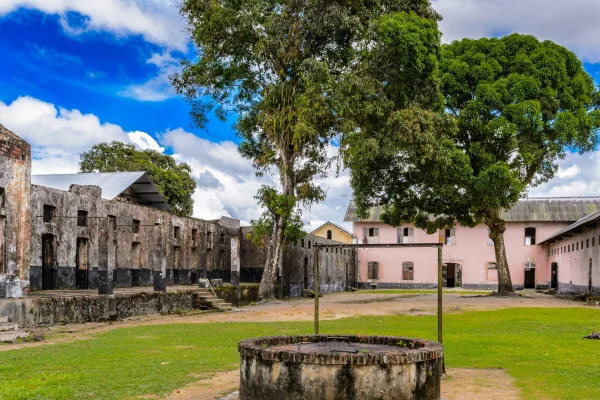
[[356, 288, 492, 295], [1, 308, 599, 399]]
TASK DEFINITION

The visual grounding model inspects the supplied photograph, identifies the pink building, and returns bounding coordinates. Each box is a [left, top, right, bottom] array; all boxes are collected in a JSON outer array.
[[542, 209, 600, 295], [344, 198, 600, 291]]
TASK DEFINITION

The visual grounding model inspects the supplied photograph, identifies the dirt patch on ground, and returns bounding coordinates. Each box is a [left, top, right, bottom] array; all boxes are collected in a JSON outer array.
[[161, 367, 520, 400], [443, 368, 521, 400], [165, 370, 239, 400]]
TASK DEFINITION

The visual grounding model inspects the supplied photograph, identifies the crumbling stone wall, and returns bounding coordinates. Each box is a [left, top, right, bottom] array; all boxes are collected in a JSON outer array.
[[0, 124, 31, 298], [240, 231, 357, 297], [29, 184, 237, 291]]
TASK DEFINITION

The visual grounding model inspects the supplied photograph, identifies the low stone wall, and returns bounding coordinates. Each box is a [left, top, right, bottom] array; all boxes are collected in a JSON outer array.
[[214, 284, 259, 306], [0, 290, 202, 328]]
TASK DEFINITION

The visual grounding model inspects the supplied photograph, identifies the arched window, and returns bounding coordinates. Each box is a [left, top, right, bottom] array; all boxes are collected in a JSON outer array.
[[327, 230, 332, 240], [524, 227, 536, 245]]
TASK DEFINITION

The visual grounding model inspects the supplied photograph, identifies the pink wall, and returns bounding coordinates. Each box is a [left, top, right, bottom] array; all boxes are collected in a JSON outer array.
[[548, 229, 600, 293], [354, 221, 569, 289]]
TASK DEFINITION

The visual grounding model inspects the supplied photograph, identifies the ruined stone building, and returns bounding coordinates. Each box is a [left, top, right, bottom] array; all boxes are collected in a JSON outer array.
[[0, 125, 31, 298], [0, 125, 356, 299]]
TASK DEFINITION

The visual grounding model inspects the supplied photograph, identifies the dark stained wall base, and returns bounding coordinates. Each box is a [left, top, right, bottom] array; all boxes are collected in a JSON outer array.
[[88, 268, 99, 289], [165, 269, 174, 285], [153, 270, 166, 292], [240, 268, 263, 283], [173, 269, 192, 285], [56, 267, 75, 290], [358, 282, 438, 290], [558, 282, 600, 296], [29, 266, 42, 291], [97, 269, 113, 295], [115, 269, 132, 288]]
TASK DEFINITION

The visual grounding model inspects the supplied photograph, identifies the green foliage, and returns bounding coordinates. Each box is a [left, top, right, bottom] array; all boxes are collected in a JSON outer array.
[[346, 33, 600, 232], [246, 186, 305, 247], [80, 141, 196, 216], [172, 0, 445, 239], [2, 308, 600, 399]]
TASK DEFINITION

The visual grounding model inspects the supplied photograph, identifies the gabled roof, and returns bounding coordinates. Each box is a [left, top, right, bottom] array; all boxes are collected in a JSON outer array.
[[344, 197, 600, 223], [539, 209, 600, 244], [32, 172, 170, 211], [311, 221, 353, 237]]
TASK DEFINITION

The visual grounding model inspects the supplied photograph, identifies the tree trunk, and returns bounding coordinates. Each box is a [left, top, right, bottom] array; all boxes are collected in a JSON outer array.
[[486, 214, 514, 294], [257, 154, 295, 300], [258, 215, 284, 300]]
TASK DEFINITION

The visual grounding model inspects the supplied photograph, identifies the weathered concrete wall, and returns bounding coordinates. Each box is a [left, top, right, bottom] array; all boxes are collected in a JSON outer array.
[[29, 184, 237, 291], [240, 231, 357, 297], [239, 335, 443, 400], [0, 290, 203, 328], [548, 228, 600, 295], [214, 284, 259, 306], [0, 125, 31, 298]]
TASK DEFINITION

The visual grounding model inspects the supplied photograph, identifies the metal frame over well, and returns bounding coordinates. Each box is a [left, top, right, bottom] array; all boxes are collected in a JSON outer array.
[[312, 242, 445, 370]]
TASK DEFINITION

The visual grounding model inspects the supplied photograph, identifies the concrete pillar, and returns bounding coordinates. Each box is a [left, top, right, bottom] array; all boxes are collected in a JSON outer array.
[[98, 218, 113, 295], [153, 220, 167, 293], [231, 236, 240, 287]]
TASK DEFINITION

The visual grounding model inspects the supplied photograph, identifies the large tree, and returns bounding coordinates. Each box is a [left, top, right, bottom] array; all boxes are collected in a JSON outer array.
[[80, 141, 197, 216], [172, 0, 444, 299], [345, 34, 600, 293]]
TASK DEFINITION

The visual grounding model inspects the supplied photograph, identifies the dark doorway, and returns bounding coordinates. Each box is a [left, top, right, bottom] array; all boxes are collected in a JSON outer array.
[[524, 262, 536, 289], [76, 238, 89, 289], [304, 257, 309, 289], [551, 263, 558, 290], [42, 234, 56, 290], [345, 262, 349, 289], [443, 263, 462, 288], [589, 258, 593, 294]]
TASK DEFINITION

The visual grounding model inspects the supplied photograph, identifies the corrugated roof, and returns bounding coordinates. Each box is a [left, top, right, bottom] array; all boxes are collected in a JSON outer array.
[[539, 209, 600, 244], [344, 197, 600, 223], [32, 172, 170, 211]]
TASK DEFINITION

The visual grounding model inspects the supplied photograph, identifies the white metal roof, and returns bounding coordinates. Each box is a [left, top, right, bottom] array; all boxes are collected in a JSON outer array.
[[32, 172, 170, 210]]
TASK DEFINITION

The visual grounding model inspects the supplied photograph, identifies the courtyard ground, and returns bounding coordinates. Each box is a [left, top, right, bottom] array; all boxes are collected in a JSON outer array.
[[0, 290, 598, 400]]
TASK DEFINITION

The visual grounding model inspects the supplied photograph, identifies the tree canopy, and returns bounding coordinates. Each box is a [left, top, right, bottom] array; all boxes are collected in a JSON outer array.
[[80, 141, 197, 217], [172, 0, 444, 298], [345, 33, 600, 293]]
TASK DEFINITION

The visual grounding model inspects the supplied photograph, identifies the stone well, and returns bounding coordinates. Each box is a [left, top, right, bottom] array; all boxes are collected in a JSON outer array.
[[238, 334, 443, 400]]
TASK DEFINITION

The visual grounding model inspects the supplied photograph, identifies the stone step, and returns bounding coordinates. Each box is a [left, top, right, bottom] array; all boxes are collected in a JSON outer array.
[[0, 316, 8, 324], [0, 329, 28, 343], [0, 323, 18, 332]]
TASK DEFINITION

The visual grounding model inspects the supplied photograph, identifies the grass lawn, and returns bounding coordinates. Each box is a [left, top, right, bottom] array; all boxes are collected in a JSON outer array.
[[356, 288, 492, 295], [1, 308, 599, 399]]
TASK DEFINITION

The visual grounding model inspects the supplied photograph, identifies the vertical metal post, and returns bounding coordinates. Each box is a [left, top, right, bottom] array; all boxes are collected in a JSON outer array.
[[314, 245, 320, 335], [438, 245, 445, 373]]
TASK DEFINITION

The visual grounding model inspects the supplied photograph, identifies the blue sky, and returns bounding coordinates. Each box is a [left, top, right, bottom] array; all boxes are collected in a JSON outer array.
[[2, 0, 600, 229]]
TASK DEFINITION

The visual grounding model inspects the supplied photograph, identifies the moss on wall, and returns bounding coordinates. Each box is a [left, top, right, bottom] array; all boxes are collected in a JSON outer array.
[[214, 284, 259, 306]]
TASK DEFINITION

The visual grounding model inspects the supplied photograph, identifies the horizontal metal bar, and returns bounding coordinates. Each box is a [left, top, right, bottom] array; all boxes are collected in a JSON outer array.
[[314, 243, 443, 249]]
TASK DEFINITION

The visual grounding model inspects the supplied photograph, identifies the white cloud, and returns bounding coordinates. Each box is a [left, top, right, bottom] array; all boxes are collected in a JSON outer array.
[[0, 96, 159, 174], [0, 96, 353, 227], [128, 130, 164, 152], [530, 151, 600, 197], [0, 0, 187, 51], [434, 0, 600, 63], [556, 165, 581, 179], [119, 51, 180, 102]]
